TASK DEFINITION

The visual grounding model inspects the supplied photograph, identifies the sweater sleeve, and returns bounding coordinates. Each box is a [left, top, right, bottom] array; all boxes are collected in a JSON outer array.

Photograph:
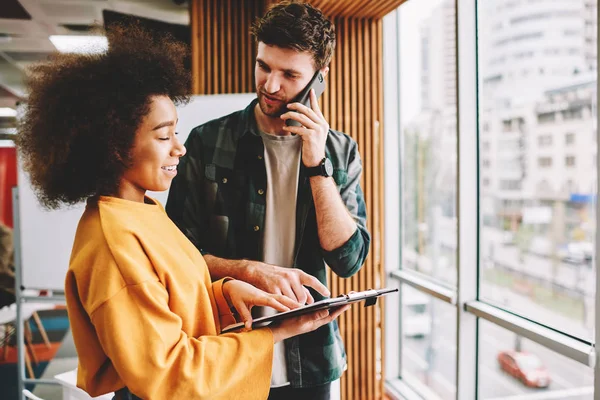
[[89, 279, 273, 400]]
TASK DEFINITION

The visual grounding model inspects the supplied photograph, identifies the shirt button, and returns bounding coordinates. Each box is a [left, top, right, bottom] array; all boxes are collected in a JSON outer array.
[[257, 155, 263, 160], [222, 178, 228, 183], [258, 189, 264, 195], [253, 225, 260, 232]]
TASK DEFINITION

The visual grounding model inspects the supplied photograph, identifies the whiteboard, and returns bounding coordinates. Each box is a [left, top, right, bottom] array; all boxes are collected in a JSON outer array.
[[17, 93, 256, 290]]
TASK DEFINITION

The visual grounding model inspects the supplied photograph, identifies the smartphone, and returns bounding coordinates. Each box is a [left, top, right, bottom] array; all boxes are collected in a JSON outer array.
[[285, 70, 327, 127]]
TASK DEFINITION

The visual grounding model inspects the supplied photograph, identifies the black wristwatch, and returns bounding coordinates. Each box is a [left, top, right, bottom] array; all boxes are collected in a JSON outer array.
[[306, 157, 333, 177]]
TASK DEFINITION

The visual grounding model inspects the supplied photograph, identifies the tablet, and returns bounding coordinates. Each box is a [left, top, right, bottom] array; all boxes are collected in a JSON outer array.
[[221, 287, 398, 333]]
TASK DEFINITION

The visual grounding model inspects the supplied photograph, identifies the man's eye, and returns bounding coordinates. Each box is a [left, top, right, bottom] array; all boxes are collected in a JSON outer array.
[[159, 137, 169, 141]]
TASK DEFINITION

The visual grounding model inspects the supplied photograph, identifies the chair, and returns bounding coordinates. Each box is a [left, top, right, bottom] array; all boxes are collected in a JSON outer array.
[[0, 304, 34, 377], [0, 302, 55, 378], [22, 389, 45, 400]]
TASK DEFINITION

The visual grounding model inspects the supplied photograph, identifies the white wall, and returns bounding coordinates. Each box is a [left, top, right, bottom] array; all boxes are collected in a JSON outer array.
[[17, 93, 255, 291]]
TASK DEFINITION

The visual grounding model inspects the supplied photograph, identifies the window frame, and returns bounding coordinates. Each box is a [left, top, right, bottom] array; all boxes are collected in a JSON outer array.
[[383, 0, 600, 399]]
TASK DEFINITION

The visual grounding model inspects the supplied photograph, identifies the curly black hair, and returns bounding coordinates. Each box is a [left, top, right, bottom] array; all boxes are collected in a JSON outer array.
[[251, 1, 336, 70], [16, 23, 191, 209]]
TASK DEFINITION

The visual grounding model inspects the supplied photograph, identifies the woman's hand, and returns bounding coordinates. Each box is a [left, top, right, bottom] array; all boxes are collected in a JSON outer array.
[[223, 280, 301, 329], [270, 304, 351, 342]]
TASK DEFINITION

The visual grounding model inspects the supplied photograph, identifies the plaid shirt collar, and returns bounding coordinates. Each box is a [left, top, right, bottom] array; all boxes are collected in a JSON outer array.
[[239, 99, 261, 138]]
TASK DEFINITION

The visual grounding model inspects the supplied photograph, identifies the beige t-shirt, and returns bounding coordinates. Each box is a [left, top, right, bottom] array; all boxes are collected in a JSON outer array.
[[259, 131, 302, 387]]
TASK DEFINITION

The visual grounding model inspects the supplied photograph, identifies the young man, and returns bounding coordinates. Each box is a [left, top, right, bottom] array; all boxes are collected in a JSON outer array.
[[167, 2, 370, 398]]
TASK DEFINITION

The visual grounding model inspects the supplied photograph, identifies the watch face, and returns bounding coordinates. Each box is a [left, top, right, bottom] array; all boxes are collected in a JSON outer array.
[[324, 158, 334, 177]]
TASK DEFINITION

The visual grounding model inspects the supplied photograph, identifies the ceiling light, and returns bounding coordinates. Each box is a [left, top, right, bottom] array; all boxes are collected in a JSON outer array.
[[0, 108, 17, 118], [49, 35, 108, 54]]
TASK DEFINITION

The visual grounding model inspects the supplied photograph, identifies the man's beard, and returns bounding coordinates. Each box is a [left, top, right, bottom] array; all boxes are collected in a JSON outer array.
[[257, 91, 288, 117]]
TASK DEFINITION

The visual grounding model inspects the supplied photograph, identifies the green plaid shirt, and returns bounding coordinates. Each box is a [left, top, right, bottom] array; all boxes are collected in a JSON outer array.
[[166, 99, 370, 388]]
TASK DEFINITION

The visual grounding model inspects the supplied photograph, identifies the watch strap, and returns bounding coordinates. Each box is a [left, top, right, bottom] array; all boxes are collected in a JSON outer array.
[[306, 158, 327, 177]]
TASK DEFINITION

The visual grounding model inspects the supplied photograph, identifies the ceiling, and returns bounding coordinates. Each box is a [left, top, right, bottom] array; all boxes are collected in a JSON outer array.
[[0, 0, 190, 112]]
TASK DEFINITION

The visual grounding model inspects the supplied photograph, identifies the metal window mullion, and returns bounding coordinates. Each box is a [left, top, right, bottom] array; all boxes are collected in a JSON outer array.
[[13, 187, 26, 400], [389, 270, 457, 305], [456, 0, 479, 399], [382, 7, 402, 384], [23, 379, 60, 385], [467, 301, 594, 367], [21, 295, 65, 303], [385, 378, 425, 400]]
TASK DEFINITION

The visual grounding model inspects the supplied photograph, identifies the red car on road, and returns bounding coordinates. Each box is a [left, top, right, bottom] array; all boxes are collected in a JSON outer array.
[[497, 351, 551, 388]]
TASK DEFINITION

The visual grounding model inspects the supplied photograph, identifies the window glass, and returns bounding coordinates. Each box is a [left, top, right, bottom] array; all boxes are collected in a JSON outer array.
[[400, 0, 458, 287], [401, 285, 457, 400], [478, 320, 593, 399], [478, 0, 597, 340]]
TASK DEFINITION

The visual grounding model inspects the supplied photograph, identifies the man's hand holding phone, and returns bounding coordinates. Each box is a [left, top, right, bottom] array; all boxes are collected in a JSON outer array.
[[282, 89, 329, 167], [281, 71, 329, 168]]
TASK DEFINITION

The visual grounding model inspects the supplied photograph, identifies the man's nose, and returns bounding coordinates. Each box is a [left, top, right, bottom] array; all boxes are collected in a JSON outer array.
[[263, 74, 280, 94]]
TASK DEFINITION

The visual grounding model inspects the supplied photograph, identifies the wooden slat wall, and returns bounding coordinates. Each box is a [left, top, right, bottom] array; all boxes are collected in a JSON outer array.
[[191, 1, 392, 399], [190, 0, 264, 94], [322, 16, 385, 400], [267, 0, 407, 18]]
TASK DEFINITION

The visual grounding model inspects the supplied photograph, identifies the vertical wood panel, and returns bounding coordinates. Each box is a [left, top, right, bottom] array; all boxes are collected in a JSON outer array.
[[324, 13, 385, 400], [210, 0, 218, 92], [191, 0, 263, 95], [241, 0, 248, 92], [343, 18, 353, 400], [190, 1, 388, 398], [349, 18, 359, 400], [365, 19, 375, 400], [190, 1, 199, 93], [376, 19, 386, 400], [219, 0, 225, 92]]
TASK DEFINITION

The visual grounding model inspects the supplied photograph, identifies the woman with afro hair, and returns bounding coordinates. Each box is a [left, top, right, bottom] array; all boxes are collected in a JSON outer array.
[[16, 24, 349, 400]]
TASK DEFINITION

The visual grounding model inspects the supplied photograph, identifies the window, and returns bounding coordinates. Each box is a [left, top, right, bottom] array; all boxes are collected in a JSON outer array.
[[478, 321, 593, 399], [494, 32, 543, 46], [398, 0, 457, 287], [478, 0, 596, 342], [538, 157, 552, 167], [538, 112, 556, 124], [563, 107, 584, 120], [538, 135, 552, 146], [500, 180, 522, 191], [401, 285, 457, 399], [384, 0, 598, 398]]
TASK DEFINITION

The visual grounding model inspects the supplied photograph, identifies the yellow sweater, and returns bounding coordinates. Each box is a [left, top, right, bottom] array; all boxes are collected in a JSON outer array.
[[65, 196, 273, 399]]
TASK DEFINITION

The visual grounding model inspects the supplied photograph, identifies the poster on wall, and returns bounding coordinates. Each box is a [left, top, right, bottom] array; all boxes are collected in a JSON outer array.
[[0, 146, 17, 228]]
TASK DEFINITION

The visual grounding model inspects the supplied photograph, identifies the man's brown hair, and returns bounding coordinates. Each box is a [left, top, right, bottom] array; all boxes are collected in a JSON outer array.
[[251, 1, 336, 70]]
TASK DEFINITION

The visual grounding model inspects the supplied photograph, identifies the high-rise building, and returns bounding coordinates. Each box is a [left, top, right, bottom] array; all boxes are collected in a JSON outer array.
[[584, 0, 598, 71], [419, 0, 456, 112], [415, 0, 457, 214], [477, 0, 597, 237], [479, 0, 588, 101]]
